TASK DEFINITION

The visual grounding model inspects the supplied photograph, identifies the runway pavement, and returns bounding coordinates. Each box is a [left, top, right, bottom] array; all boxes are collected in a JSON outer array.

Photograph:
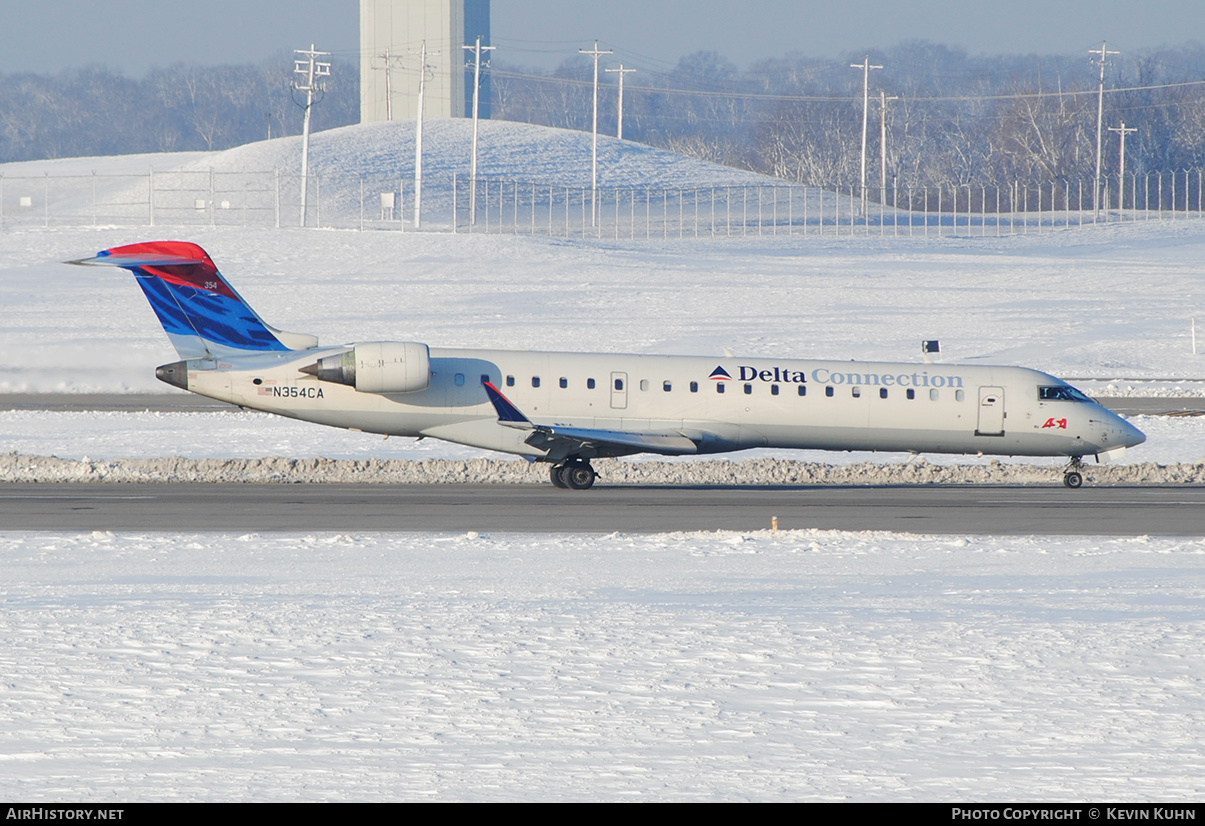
[[3, 483, 1203, 535]]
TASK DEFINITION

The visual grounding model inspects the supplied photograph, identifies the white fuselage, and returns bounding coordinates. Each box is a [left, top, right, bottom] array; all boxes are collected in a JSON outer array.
[[180, 346, 1145, 463]]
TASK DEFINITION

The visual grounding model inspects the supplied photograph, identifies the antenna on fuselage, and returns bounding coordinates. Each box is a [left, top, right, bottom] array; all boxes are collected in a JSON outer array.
[[921, 340, 940, 364]]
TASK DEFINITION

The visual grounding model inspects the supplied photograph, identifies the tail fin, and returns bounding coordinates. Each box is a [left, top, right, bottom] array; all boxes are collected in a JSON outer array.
[[68, 241, 317, 360]]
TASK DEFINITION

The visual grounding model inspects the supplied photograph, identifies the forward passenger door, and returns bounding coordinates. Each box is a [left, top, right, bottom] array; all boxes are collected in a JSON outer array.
[[976, 386, 1005, 436]]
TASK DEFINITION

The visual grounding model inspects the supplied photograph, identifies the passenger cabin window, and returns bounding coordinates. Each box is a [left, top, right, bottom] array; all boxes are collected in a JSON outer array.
[[640, 379, 649, 391], [717, 383, 726, 394], [587, 378, 596, 389], [880, 388, 888, 399], [798, 385, 806, 397], [454, 373, 465, 386], [532, 376, 541, 388], [1039, 385, 1092, 402], [559, 377, 568, 388], [771, 385, 779, 396], [506, 375, 515, 387], [744, 384, 753, 395], [906, 389, 915, 400], [955, 389, 965, 402], [690, 381, 699, 393], [663, 381, 672, 392], [825, 386, 834, 397], [481, 374, 490, 385], [929, 389, 939, 401], [851, 387, 861, 398]]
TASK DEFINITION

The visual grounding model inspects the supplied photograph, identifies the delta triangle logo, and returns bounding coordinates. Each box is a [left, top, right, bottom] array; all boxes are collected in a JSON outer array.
[[708, 365, 732, 381]]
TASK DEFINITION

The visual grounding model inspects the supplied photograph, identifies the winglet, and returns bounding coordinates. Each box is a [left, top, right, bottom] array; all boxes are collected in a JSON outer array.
[[482, 379, 532, 427]]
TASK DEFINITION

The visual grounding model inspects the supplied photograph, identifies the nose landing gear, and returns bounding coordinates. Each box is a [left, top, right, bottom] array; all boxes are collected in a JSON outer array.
[[549, 459, 597, 490], [1063, 456, 1084, 488]]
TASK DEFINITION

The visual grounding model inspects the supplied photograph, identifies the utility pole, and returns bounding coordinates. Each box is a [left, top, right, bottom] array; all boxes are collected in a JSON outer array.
[[878, 90, 899, 200], [294, 44, 330, 227], [581, 41, 613, 225], [1090, 41, 1120, 219], [605, 64, 637, 140], [464, 35, 495, 226], [851, 56, 882, 216], [412, 41, 438, 229], [1109, 122, 1138, 209], [374, 49, 404, 122]]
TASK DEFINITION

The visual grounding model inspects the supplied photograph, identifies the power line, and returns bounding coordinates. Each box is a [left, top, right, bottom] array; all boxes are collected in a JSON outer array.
[[464, 36, 496, 226], [373, 49, 404, 122], [851, 56, 882, 212], [411, 41, 438, 230], [605, 64, 637, 140], [1109, 121, 1138, 206], [487, 66, 1205, 106], [1090, 41, 1121, 217], [293, 43, 330, 228], [580, 41, 613, 225]]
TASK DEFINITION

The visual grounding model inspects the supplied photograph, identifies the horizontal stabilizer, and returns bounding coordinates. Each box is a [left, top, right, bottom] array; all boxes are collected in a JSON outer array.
[[68, 253, 202, 269]]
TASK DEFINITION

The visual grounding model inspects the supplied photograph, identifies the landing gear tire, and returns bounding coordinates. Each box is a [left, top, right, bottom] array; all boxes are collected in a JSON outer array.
[[552, 461, 597, 490], [564, 464, 596, 490], [1063, 456, 1085, 489]]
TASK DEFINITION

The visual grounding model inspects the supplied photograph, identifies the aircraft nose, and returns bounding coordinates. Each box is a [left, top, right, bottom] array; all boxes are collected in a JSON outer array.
[[1118, 417, 1146, 448]]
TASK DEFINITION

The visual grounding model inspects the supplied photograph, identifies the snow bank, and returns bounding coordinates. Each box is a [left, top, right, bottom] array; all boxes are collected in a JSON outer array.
[[4, 451, 1202, 486]]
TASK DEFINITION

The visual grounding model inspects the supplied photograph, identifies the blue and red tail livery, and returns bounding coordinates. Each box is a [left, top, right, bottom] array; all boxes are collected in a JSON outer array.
[[72, 241, 316, 359]]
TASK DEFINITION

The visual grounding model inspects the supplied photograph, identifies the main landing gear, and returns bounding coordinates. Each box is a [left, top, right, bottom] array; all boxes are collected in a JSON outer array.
[[550, 459, 597, 490], [1063, 456, 1085, 489]]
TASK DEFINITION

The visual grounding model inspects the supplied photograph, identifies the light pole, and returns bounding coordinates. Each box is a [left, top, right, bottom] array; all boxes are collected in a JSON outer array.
[[851, 56, 882, 216], [1090, 42, 1120, 219], [464, 35, 495, 226], [581, 41, 614, 226]]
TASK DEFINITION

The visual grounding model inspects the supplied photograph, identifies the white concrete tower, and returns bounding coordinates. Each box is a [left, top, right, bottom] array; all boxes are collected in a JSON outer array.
[[360, 0, 490, 122]]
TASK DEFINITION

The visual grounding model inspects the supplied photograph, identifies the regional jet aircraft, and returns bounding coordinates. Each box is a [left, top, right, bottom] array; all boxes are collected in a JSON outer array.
[[70, 241, 1145, 489]]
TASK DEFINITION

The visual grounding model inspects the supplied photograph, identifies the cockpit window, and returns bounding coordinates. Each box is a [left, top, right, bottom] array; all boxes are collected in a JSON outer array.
[[1038, 385, 1092, 403]]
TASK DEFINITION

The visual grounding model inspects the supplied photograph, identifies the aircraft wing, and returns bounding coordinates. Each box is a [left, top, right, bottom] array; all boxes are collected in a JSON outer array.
[[523, 424, 698, 455], [481, 380, 698, 457]]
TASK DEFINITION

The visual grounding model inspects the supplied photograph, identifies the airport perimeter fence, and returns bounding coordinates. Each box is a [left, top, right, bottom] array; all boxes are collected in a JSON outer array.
[[2, 166, 1203, 239]]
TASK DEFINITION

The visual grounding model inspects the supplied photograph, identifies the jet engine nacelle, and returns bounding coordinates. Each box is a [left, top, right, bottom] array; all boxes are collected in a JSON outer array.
[[305, 341, 431, 393]]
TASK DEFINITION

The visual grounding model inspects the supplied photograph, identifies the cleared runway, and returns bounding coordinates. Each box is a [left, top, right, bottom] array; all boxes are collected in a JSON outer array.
[[3, 483, 1203, 535]]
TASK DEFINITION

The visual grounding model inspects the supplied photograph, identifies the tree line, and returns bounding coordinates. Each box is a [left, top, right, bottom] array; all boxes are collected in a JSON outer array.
[[4, 40, 1204, 198], [0, 55, 357, 162], [492, 40, 1205, 192]]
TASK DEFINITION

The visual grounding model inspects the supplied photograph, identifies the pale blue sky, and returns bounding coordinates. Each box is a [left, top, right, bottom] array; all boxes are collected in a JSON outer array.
[[1, 0, 1201, 76]]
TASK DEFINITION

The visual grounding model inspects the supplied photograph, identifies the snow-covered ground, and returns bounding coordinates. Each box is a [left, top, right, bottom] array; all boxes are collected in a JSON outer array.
[[1, 529, 1203, 801], [4, 126, 1205, 800]]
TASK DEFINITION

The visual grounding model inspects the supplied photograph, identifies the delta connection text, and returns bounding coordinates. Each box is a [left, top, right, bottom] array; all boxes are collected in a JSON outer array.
[[733, 365, 966, 388]]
